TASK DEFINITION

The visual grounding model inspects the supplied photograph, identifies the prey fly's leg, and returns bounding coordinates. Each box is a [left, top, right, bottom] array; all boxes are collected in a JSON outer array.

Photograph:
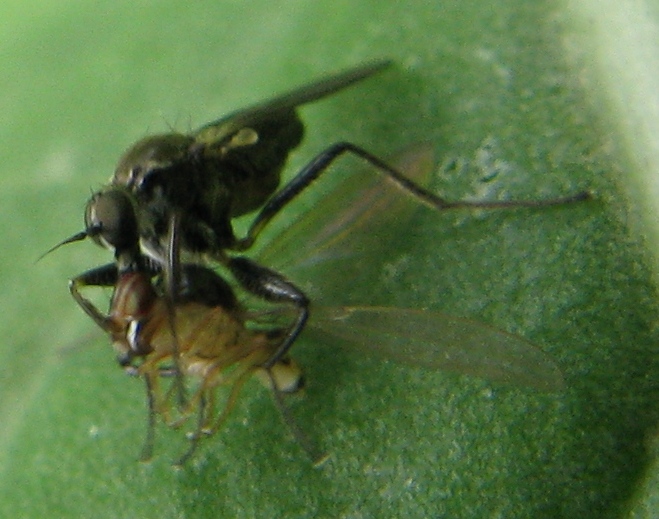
[[139, 373, 158, 462], [233, 141, 591, 251], [173, 392, 208, 467]]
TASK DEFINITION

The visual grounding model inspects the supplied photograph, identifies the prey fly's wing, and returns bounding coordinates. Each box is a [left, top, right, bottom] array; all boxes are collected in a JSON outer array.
[[308, 306, 563, 391]]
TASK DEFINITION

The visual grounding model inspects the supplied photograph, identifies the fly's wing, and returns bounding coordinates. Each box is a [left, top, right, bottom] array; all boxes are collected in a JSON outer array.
[[253, 145, 564, 391], [256, 143, 436, 289], [193, 60, 391, 147], [308, 307, 564, 391]]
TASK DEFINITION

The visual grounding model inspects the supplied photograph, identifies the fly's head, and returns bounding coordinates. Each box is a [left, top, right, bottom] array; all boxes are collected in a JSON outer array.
[[42, 187, 143, 270], [84, 188, 141, 255]]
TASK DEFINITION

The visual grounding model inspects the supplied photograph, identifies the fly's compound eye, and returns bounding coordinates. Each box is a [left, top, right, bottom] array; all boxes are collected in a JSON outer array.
[[84, 189, 140, 252]]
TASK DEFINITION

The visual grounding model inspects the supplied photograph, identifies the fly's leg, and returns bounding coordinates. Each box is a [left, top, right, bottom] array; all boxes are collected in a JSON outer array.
[[227, 256, 309, 368], [69, 259, 162, 342], [233, 142, 591, 250], [265, 369, 327, 466], [69, 263, 119, 332], [134, 352, 193, 428], [204, 367, 254, 436], [173, 392, 208, 467], [160, 382, 204, 429], [174, 363, 252, 466], [139, 372, 158, 462], [164, 212, 187, 410], [125, 361, 162, 462]]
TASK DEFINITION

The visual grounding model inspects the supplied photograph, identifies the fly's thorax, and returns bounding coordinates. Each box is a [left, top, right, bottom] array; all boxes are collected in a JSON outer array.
[[119, 301, 241, 367], [113, 133, 208, 249], [113, 133, 195, 189]]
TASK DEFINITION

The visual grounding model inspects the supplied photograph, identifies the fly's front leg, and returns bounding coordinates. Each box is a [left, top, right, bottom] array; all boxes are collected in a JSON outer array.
[[232, 141, 591, 250], [228, 256, 309, 368], [69, 263, 119, 332], [164, 211, 188, 409]]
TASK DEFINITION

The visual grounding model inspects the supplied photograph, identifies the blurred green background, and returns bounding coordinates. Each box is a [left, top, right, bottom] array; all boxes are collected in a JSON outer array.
[[0, 1, 657, 517]]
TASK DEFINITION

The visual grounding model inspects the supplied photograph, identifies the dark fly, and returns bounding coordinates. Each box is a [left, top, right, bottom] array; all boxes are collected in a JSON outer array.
[[46, 143, 584, 462], [93, 61, 589, 381]]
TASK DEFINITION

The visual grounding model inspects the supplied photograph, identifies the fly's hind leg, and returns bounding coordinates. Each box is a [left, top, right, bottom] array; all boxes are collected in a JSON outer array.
[[232, 141, 591, 251], [265, 369, 327, 466], [227, 256, 309, 368]]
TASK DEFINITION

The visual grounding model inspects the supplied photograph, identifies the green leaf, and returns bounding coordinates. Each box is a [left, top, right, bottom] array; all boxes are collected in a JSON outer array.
[[0, 1, 657, 518]]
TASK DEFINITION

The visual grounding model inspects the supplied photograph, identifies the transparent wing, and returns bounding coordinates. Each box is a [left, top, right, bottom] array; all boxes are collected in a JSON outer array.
[[194, 60, 391, 146], [256, 143, 436, 285], [253, 146, 563, 391], [308, 306, 563, 391]]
